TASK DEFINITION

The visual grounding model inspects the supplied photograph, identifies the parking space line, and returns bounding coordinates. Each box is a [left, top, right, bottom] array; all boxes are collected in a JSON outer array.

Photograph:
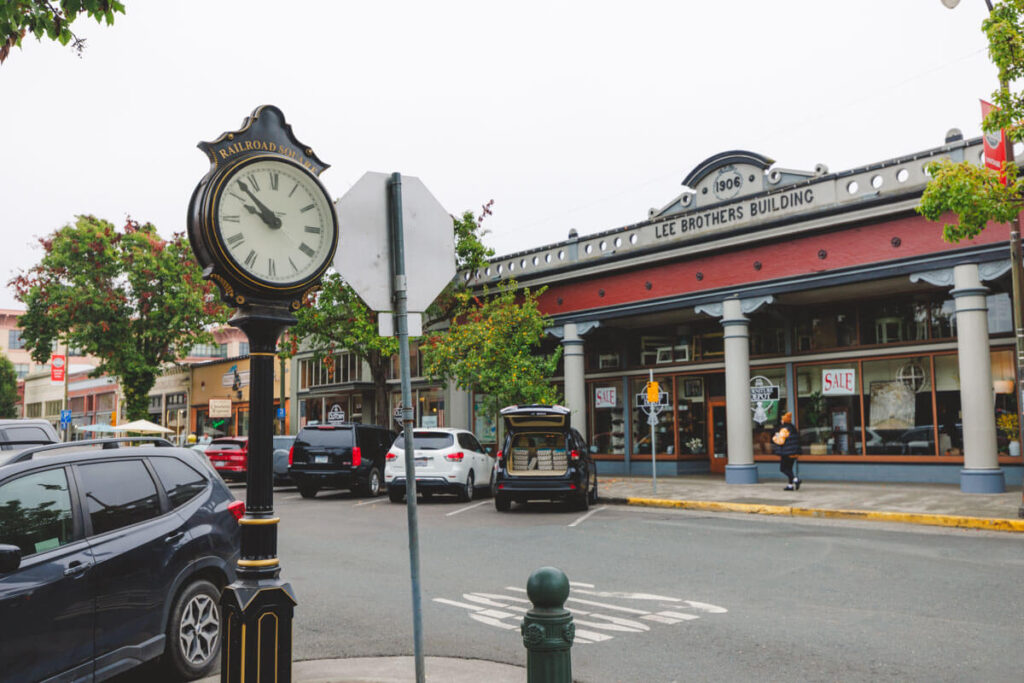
[[446, 500, 489, 516], [354, 497, 390, 507], [568, 505, 606, 527]]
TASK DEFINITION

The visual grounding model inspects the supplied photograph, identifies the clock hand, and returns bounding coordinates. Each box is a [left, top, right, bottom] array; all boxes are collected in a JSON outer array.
[[237, 181, 282, 229]]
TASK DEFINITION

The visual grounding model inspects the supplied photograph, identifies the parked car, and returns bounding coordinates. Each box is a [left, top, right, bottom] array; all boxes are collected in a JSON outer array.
[[273, 434, 296, 485], [493, 404, 598, 512], [0, 418, 59, 456], [288, 423, 397, 498], [204, 436, 249, 482], [385, 428, 494, 502], [0, 438, 242, 681]]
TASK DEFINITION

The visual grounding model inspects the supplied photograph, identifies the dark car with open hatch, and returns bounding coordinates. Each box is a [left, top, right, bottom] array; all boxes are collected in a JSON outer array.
[[493, 404, 598, 511], [0, 436, 242, 681]]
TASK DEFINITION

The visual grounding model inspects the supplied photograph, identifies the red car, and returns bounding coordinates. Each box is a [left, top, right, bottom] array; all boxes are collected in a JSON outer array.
[[204, 437, 249, 481]]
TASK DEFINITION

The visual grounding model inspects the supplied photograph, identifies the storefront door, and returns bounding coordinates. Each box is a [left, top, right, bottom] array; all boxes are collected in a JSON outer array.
[[709, 400, 727, 474]]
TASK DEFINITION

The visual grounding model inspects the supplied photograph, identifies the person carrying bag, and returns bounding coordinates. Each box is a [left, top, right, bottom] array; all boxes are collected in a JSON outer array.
[[772, 411, 802, 491]]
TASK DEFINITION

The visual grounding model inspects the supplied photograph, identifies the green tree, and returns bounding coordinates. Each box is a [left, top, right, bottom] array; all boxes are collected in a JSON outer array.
[[1, 0, 124, 64], [281, 203, 495, 425], [917, 1, 1024, 236], [0, 353, 18, 418], [9, 215, 226, 420], [420, 281, 562, 421]]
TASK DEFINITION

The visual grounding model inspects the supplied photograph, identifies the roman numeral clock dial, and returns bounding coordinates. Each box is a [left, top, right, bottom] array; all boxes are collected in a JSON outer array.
[[210, 157, 336, 292]]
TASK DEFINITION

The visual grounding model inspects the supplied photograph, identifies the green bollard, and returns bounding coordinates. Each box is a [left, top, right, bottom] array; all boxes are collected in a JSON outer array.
[[521, 566, 575, 683]]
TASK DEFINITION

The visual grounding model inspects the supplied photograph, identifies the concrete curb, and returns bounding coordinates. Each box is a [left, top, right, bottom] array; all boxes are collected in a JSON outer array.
[[600, 496, 1024, 533]]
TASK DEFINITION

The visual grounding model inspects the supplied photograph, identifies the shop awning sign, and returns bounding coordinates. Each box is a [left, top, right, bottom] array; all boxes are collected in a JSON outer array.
[[209, 399, 232, 418]]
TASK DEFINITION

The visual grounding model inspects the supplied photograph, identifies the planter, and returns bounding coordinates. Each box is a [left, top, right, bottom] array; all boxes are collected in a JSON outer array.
[[809, 443, 828, 455]]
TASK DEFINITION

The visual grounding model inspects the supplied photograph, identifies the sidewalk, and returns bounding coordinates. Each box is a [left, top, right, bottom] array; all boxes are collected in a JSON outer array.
[[597, 474, 1024, 532]]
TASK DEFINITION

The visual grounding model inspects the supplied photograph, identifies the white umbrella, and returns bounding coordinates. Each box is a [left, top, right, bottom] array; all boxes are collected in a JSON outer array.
[[116, 419, 172, 434]]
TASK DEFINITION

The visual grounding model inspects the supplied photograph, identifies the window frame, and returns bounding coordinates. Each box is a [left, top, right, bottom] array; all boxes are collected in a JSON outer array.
[[0, 464, 83, 558], [71, 458, 169, 537]]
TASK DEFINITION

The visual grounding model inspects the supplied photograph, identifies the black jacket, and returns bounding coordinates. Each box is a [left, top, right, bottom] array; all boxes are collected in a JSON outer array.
[[773, 421, 800, 457]]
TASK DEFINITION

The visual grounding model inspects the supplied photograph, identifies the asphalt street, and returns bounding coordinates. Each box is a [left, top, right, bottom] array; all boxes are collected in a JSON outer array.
[[198, 483, 1024, 683]]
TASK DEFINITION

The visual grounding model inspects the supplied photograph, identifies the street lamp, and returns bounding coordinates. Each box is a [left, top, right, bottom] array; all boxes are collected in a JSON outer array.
[[943, 0, 1024, 515]]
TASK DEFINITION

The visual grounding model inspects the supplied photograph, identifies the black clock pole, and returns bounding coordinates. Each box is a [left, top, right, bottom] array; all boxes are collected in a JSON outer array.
[[220, 302, 297, 683]]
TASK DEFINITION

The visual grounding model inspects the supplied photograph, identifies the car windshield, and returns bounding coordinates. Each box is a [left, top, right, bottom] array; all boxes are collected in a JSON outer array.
[[394, 432, 454, 450], [298, 427, 353, 448], [210, 441, 244, 451]]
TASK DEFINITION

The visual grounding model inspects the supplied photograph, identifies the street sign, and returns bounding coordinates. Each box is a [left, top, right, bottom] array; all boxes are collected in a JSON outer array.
[[276, 407, 285, 420], [60, 409, 71, 428], [334, 172, 455, 313]]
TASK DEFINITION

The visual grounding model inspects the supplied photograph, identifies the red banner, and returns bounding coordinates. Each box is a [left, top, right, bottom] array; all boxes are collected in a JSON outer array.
[[50, 354, 66, 382], [981, 99, 1008, 184]]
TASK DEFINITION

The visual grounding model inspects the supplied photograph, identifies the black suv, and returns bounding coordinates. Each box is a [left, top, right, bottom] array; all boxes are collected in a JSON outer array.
[[0, 438, 241, 681], [493, 404, 598, 511], [289, 423, 397, 498]]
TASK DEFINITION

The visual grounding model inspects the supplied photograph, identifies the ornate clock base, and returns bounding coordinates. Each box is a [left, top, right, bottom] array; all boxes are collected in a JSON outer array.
[[220, 579, 297, 683]]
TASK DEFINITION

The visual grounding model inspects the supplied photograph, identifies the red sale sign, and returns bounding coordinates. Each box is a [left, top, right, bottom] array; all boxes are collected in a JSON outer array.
[[50, 354, 66, 382], [821, 368, 856, 396]]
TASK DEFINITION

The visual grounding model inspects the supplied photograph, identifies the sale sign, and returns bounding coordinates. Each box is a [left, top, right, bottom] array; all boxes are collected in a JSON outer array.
[[822, 368, 856, 396], [595, 387, 617, 409], [50, 354, 66, 382]]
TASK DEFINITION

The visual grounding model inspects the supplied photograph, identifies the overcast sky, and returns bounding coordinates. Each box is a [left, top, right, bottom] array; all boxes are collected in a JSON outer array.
[[1, 1, 999, 309]]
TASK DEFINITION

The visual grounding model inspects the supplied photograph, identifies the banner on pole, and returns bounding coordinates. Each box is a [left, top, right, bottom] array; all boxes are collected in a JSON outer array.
[[981, 99, 1008, 184]]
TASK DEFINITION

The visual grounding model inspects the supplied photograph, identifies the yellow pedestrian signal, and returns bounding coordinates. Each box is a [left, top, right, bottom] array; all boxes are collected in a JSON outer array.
[[646, 381, 660, 404]]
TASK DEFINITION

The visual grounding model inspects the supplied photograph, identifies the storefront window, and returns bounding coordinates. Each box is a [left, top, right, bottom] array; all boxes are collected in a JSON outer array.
[[631, 376, 674, 455], [676, 375, 706, 455], [991, 348, 1018, 455], [861, 300, 930, 345], [861, 356, 932, 455], [472, 394, 497, 447], [236, 409, 250, 437], [589, 381, 625, 454], [748, 313, 786, 356], [794, 305, 857, 351], [418, 388, 444, 428], [795, 363, 863, 455]]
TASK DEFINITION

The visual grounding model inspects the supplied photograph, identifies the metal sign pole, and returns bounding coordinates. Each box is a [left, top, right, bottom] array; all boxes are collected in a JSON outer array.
[[388, 172, 425, 683]]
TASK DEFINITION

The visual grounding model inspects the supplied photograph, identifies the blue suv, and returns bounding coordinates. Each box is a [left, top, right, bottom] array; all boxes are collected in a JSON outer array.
[[0, 438, 242, 681]]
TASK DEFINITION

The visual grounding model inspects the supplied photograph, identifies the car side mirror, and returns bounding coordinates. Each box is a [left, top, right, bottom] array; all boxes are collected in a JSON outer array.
[[0, 544, 22, 573]]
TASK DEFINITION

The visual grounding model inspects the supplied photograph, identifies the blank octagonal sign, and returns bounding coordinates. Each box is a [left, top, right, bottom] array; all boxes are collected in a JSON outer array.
[[333, 171, 455, 312]]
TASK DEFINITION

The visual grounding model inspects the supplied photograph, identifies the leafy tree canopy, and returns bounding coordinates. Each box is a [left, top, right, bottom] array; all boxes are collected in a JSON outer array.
[[917, 0, 1024, 240], [9, 215, 226, 420], [421, 281, 562, 419], [0, 0, 124, 64], [0, 353, 18, 419]]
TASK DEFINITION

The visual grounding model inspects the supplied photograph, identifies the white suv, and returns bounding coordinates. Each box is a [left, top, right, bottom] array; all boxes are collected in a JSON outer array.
[[385, 428, 493, 503]]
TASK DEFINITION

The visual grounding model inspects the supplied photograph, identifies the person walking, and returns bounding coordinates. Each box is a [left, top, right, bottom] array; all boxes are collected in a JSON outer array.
[[772, 411, 801, 491]]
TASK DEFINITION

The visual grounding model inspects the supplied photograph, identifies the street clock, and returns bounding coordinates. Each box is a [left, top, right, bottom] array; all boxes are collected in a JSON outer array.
[[187, 104, 339, 309]]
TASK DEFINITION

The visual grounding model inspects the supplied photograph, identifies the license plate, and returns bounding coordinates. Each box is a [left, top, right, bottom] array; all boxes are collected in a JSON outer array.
[[415, 457, 428, 466], [315, 455, 328, 464]]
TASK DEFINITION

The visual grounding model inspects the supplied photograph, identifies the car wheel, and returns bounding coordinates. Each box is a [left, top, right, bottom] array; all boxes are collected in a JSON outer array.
[[297, 482, 319, 499], [388, 487, 404, 503], [165, 578, 220, 680], [359, 468, 382, 498], [495, 493, 511, 512], [458, 470, 475, 502]]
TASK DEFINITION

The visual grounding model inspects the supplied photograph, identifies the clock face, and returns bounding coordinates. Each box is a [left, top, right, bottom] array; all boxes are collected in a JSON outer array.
[[210, 157, 336, 288]]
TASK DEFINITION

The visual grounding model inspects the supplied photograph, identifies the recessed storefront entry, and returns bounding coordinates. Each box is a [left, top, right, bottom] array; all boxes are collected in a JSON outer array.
[[709, 400, 727, 475]]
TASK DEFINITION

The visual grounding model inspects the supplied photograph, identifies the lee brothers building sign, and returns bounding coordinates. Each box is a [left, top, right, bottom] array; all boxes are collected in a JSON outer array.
[[647, 150, 835, 241]]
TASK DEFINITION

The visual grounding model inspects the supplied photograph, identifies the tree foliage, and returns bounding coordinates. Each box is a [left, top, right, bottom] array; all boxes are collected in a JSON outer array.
[[9, 215, 226, 420], [281, 203, 495, 424], [421, 281, 562, 419], [917, 0, 1024, 240], [0, 0, 124, 64], [0, 354, 18, 419]]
